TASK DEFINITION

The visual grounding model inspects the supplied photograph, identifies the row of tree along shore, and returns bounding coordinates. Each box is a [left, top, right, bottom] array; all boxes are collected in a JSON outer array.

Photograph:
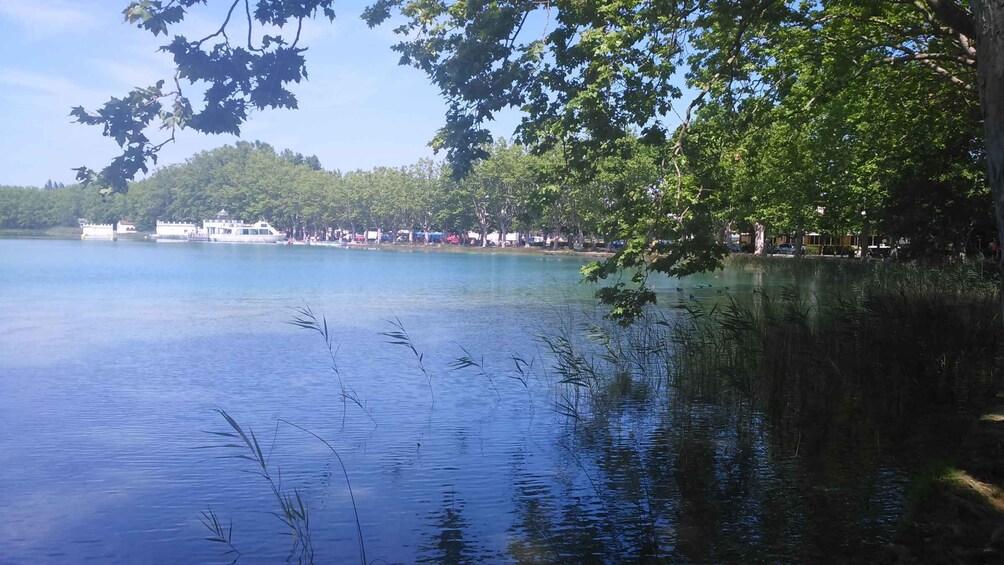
[[1, 127, 992, 256]]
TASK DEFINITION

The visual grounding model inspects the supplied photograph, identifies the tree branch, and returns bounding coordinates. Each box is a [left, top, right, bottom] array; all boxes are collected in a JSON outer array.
[[919, 0, 976, 39], [195, 0, 241, 47]]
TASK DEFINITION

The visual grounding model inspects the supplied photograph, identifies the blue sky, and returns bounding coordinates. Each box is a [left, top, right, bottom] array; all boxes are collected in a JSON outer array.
[[0, 0, 524, 187]]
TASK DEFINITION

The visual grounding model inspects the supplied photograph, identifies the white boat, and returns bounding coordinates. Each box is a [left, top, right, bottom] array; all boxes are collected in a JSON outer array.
[[194, 210, 286, 243]]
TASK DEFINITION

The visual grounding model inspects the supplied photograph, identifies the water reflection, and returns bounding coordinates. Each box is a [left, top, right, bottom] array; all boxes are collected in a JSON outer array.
[[417, 490, 498, 563], [498, 395, 909, 563]]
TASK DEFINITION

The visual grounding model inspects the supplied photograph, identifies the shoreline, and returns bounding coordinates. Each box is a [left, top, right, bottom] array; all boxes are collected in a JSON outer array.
[[886, 400, 1004, 562], [0, 228, 615, 258]]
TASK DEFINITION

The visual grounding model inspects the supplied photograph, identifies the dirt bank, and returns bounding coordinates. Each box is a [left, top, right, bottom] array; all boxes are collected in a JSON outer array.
[[885, 402, 1004, 563]]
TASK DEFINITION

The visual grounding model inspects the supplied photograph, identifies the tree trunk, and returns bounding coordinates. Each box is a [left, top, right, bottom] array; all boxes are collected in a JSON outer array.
[[754, 222, 767, 255], [976, 0, 1004, 319], [793, 229, 804, 256], [859, 223, 870, 261]]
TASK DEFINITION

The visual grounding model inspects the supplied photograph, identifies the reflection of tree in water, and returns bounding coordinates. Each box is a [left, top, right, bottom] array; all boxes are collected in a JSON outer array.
[[506, 393, 908, 562], [506, 449, 610, 563], [416, 490, 500, 564]]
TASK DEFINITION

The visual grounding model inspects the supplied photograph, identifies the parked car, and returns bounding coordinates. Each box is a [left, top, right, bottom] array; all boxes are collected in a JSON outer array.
[[775, 243, 797, 255]]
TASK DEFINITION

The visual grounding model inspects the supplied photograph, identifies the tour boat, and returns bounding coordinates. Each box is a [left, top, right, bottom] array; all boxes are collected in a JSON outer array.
[[192, 210, 286, 243]]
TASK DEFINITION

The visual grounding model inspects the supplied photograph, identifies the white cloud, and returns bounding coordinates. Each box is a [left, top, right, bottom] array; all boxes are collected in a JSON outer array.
[[0, 0, 103, 37], [0, 68, 107, 106], [88, 53, 176, 91]]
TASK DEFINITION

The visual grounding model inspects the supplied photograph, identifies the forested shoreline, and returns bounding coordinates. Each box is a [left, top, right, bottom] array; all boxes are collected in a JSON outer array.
[[1, 140, 609, 247], [1, 124, 992, 255]]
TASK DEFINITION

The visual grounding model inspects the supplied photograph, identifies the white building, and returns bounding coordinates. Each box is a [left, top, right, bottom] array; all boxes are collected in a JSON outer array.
[[80, 222, 115, 240], [152, 221, 198, 242]]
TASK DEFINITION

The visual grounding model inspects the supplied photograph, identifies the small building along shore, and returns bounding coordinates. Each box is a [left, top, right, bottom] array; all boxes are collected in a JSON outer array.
[[79, 219, 115, 240], [151, 221, 198, 242], [116, 221, 137, 234]]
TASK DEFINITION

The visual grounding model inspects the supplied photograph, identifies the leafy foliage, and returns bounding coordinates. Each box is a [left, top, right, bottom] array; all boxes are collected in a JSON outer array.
[[73, 0, 995, 322]]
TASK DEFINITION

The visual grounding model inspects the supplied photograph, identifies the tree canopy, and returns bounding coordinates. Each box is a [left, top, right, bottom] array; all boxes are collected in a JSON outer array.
[[72, 0, 1001, 321]]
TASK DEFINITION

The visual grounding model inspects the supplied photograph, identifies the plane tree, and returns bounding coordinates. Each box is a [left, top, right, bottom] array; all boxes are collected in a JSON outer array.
[[74, 0, 1003, 320]]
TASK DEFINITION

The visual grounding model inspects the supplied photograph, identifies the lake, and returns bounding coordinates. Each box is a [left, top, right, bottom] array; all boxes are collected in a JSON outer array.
[[0, 240, 908, 563]]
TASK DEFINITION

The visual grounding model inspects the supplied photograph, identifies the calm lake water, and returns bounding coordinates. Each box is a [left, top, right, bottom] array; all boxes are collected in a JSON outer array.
[[0, 240, 907, 563]]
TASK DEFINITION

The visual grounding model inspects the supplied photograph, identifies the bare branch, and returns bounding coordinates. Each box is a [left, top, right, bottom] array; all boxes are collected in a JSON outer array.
[[195, 0, 241, 47]]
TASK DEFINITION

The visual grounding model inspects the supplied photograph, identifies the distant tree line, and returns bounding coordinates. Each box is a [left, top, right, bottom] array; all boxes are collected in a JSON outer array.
[[0, 140, 623, 247], [2, 131, 989, 255]]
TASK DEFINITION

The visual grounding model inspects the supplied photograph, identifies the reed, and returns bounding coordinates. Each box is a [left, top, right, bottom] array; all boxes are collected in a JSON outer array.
[[200, 409, 367, 565], [381, 315, 435, 407], [199, 507, 240, 564], [200, 409, 316, 564], [668, 257, 1002, 449], [531, 257, 1000, 449], [449, 344, 501, 400], [289, 305, 376, 426]]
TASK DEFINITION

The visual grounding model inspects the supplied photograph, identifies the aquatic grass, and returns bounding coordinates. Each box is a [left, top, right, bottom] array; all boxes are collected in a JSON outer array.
[[201, 409, 367, 565], [288, 305, 376, 426], [538, 332, 602, 390], [667, 259, 1002, 451], [508, 353, 534, 389], [201, 408, 315, 564], [276, 418, 366, 565], [449, 345, 501, 400], [199, 507, 240, 564], [531, 257, 1000, 451], [530, 309, 673, 425], [381, 315, 434, 407]]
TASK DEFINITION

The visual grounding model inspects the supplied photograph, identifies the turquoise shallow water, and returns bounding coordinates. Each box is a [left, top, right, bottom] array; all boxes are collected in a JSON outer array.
[[0, 240, 906, 563]]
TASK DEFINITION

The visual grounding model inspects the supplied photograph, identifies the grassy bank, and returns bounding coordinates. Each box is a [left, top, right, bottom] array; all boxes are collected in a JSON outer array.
[[0, 226, 82, 239]]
